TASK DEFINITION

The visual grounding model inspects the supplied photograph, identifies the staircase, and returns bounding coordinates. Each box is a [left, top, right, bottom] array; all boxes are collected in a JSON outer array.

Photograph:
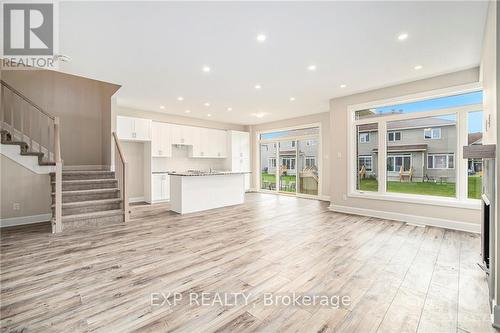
[[50, 171, 125, 230], [1, 79, 129, 233]]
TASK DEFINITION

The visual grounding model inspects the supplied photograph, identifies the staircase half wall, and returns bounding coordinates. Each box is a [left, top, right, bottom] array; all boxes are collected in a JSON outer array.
[[1, 65, 121, 169], [0, 155, 52, 227]]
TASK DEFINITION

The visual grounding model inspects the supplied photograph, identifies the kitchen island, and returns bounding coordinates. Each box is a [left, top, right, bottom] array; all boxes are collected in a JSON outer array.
[[168, 171, 250, 214]]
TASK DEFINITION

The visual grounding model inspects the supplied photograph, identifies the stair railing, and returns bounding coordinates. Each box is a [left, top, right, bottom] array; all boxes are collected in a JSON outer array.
[[112, 131, 129, 222], [0, 79, 63, 233]]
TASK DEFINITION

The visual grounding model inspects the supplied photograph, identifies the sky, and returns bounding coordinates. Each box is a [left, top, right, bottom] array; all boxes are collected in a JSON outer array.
[[375, 91, 483, 133], [261, 91, 483, 140]]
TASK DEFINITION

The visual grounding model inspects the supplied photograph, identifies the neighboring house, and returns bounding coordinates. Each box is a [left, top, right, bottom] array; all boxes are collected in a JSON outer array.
[[260, 140, 318, 176], [357, 117, 478, 182]]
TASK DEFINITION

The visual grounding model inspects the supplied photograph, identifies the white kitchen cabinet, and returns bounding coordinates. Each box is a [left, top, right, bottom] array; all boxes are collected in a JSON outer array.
[[151, 122, 172, 157], [152, 173, 170, 202], [171, 124, 195, 145], [117, 116, 151, 141], [191, 127, 227, 158], [226, 131, 251, 190]]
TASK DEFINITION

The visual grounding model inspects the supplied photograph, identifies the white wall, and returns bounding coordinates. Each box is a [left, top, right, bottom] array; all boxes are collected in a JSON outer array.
[[481, 0, 500, 325], [329, 67, 481, 232], [0, 155, 51, 224]]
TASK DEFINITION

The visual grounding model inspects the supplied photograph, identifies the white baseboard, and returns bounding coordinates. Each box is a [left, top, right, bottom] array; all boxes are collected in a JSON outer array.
[[129, 196, 146, 203], [63, 165, 110, 171], [328, 204, 480, 234], [0, 213, 52, 228]]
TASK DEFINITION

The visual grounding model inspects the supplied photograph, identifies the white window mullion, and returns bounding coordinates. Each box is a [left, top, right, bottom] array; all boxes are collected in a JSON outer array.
[[378, 121, 387, 194], [457, 111, 468, 201]]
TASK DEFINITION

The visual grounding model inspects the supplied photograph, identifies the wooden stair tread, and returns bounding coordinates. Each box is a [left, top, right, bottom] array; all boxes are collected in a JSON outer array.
[[51, 198, 122, 208], [51, 188, 119, 195], [61, 209, 123, 222], [51, 178, 117, 184], [20, 151, 44, 156]]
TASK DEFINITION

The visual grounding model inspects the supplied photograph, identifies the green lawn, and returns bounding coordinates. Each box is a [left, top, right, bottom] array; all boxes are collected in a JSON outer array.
[[261, 172, 296, 192], [359, 176, 482, 199]]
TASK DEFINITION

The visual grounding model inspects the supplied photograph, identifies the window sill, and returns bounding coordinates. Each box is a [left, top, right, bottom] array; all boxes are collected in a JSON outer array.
[[348, 191, 481, 210]]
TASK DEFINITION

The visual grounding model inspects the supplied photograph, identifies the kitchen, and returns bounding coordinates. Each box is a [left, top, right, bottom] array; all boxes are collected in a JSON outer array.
[[116, 113, 251, 213]]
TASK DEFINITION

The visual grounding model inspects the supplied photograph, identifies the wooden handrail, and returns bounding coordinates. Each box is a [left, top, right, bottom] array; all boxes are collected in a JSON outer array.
[[0, 80, 55, 120], [113, 131, 127, 164], [1, 80, 63, 233], [113, 131, 129, 223]]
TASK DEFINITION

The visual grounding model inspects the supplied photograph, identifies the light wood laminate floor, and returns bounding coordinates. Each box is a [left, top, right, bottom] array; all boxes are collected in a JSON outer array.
[[0, 193, 496, 332]]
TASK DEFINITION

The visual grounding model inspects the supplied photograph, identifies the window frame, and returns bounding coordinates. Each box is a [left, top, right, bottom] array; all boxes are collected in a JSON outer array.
[[388, 131, 402, 142], [359, 132, 370, 143], [427, 153, 455, 170], [305, 156, 317, 168], [347, 82, 482, 209], [358, 155, 373, 172], [268, 157, 276, 168], [386, 154, 412, 172], [424, 128, 441, 140]]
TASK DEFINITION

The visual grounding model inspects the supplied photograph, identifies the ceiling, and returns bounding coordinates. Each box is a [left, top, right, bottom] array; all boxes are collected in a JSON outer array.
[[58, 1, 489, 125]]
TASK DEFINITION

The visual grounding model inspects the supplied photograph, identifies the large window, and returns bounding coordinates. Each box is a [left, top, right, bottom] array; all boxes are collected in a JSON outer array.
[[356, 124, 378, 192], [259, 126, 320, 197], [467, 111, 483, 199], [352, 90, 482, 202]]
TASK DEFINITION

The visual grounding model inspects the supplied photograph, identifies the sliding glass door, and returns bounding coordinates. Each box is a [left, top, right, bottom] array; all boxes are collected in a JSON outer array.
[[258, 126, 320, 197], [297, 139, 319, 195], [260, 142, 277, 191], [278, 141, 297, 193]]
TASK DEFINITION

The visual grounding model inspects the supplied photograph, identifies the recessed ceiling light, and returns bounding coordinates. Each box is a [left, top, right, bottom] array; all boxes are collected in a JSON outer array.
[[202, 66, 211, 73], [159, 105, 165, 110], [414, 65, 423, 70], [289, 97, 295, 102], [256, 34, 267, 42], [398, 33, 409, 41], [227, 107, 232, 111], [207, 113, 212, 117], [185, 109, 191, 113], [254, 84, 262, 90], [204, 102, 210, 107], [252, 112, 266, 118], [340, 84, 347, 88], [307, 65, 317, 71], [177, 96, 184, 101]]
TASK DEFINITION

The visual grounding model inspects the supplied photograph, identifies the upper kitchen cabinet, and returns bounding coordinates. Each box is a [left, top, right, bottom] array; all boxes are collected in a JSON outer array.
[[191, 127, 227, 158], [117, 116, 151, 141], [171, 124, 194, 145], [151, 121, 172, 157], [229, 130, 250, 159]]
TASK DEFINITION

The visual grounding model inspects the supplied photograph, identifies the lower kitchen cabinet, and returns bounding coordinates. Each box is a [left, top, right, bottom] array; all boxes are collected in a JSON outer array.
[[152, 173, 170, 202]]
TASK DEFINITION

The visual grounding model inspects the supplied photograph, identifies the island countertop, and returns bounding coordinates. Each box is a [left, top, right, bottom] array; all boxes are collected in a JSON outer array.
[[167, 171, 251, 176]]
